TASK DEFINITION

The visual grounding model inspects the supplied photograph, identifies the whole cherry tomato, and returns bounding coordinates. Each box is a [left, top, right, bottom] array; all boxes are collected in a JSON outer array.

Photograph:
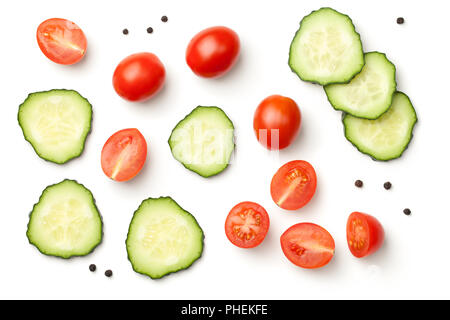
[[186, 26, 240, 78], [254, 95, 301, 150], [113, 52, 165, 102]]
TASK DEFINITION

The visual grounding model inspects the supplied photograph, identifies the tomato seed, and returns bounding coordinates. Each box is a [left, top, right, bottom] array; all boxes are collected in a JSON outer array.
[[290, 243, 305, 255], [122, 28, 129, 35], [383, 182, 392, 190], [403, 208, 411, 215], [397, 17, 405, 24], [355, 180, 363, 188], [288, 169, 300, 180]]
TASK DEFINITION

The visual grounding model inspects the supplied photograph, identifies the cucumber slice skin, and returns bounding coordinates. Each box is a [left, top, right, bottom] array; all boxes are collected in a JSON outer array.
[[289, 7, 365, 85], [343, 92, 417, 161], [168, 106, 235, 178], [18, 89, 93, 164], [26, 179, 103, 259], [126, 197, 204, 280], [324, 52, 397, 119]]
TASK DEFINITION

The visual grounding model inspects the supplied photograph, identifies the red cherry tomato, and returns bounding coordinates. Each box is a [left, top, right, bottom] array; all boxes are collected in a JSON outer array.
[[254, 95, 301, 150], [281, 223, 335, 269], [347, 212, 384, 258], [186, 26, 240, 78], [225, 202, 270, 248], [270, 160, 317, 210], [113, 52, 165, 102], [36, 18, 87, 65], [101, 129, 147, 182]]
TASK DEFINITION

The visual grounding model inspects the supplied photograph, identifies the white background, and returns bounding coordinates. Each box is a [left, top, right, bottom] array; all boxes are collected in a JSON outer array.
[[0, 0, 447, 299]]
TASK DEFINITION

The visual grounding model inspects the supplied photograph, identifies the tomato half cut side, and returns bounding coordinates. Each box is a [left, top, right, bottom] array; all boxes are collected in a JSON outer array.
[[280, 223, 335, 269], [37, 18, 87, 65], [101, 128, 147, 182], [347, 212, 384, 258], [270, 160, 317, 210], [225, 202, 270, 248]]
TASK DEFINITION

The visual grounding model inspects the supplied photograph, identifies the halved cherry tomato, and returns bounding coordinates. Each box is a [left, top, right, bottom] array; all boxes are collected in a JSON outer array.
[[280, 223, 335, 269], [270, 160, 317, 210], [113, 52, 166, 102], [225, 202, 270, 248], [101, 129, 147, 182], [254, 95, 301, 150], [186, 26, 240, 78], [36, 18, 87, 65], [347, 212, 384, 258]]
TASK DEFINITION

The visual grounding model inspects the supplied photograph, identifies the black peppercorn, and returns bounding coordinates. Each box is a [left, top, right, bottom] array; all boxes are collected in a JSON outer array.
[[122, 29, 129, 35], [383, 182, 392, 190], [403, 208, 411, 215], [355, 180, 363, 188], [105, 270, 113, 278], [89, 264, 96, 272], [161, 16, 168, 23], [397, 17, 405, 24]]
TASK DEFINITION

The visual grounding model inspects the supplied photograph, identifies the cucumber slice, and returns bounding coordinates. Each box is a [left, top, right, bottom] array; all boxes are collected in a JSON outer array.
[[126, 197, 204, 279], [26, 179, 103, 259], [325, 52, 397, 119], [343, 92, 417, 161], [18, 89, 92, 164], [169, 106, 235, 177], [289, 7, 364, 85]]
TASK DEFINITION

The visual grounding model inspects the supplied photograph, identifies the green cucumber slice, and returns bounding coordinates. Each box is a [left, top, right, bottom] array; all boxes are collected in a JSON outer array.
[[289, 7, 364, 85], [126, 197, 204, 279], [325, 52, 397, 119], [169, 106, 235, 177], [18, 89, 92, 164], [343, 92, 417, 161], [26, 179, 103, 259]]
